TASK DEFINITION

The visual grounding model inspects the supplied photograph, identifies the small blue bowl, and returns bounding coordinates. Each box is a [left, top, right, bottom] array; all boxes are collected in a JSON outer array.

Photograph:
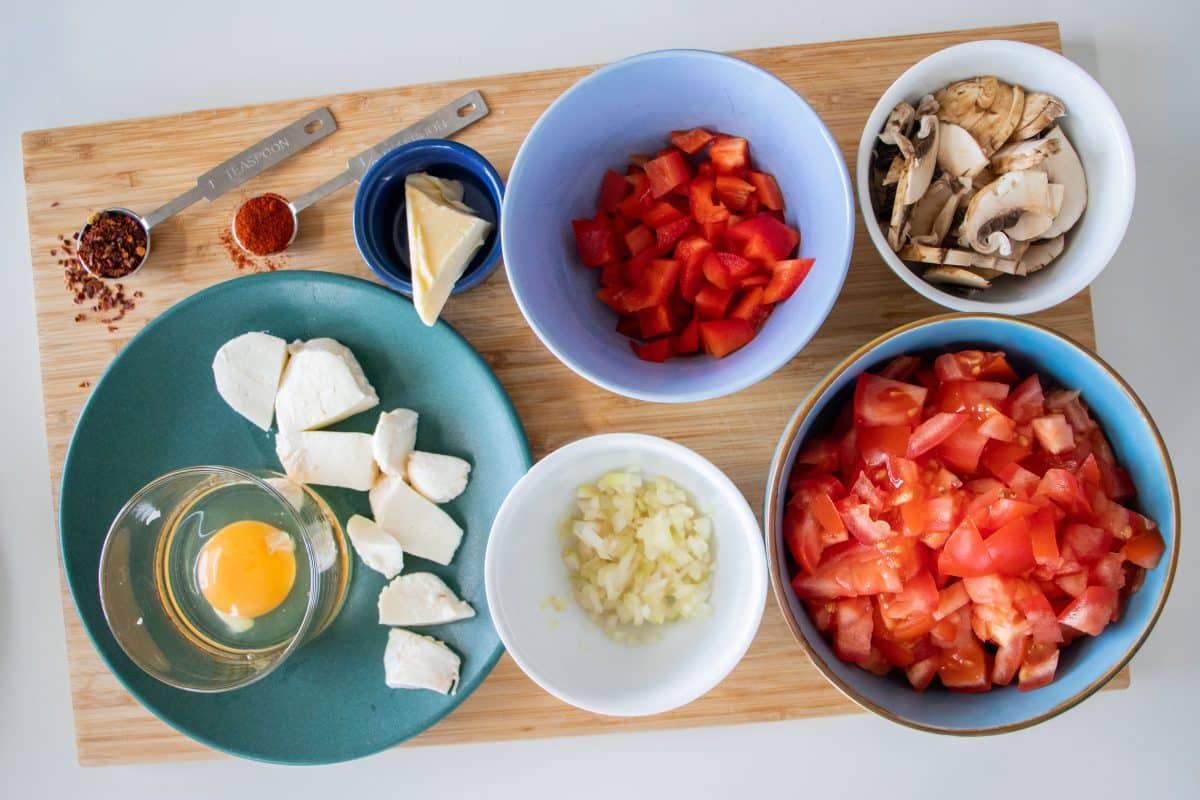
[[765, 314, 1180, 734], [353, 139, 503, 297], [502, 50, 855, 403]]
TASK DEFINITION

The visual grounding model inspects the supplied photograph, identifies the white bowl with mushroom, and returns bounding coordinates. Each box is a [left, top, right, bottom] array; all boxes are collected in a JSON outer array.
[[857, 40, 1135, 314]]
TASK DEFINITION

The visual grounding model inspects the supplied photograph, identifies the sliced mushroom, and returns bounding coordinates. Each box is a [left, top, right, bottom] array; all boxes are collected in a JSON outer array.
[[1033, 127, 1087, 239], [990, 136, 1062, 173], [923, 265, 992, 289], [916, 93, 939, 117], [958, 170, 1055, 255], [935, 77, 1025, 155], [937, 123, 989, 179], [879, 102, 916, 159], [899, 243, 1018, 275], [900, 114, 939, 204], [1006, 183, 1064, 241], [909, 176, 966, 247], [1017, 235, 1065, 275], [1010, 92, 1066, 141], [883, 155, 905, 186]]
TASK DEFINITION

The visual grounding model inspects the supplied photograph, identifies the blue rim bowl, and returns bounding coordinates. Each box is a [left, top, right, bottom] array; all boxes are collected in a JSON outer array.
[[353, 139, 504, 297], [502, 49, 855, 403], [764, 314, 1179, 734]]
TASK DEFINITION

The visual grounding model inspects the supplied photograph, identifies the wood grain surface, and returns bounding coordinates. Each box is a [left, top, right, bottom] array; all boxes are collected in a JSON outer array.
[[22, 20, 1126, 767]]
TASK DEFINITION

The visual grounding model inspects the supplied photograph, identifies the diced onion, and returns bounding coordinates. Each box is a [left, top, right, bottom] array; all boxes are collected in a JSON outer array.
[[561, 469, 715, 641]]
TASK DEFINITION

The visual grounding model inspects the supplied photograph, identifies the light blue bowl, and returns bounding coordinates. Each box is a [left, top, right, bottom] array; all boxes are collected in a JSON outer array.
[[502, 50, 854, 403], [354, 140, 503, 297], [765, 314, 1180, 734]]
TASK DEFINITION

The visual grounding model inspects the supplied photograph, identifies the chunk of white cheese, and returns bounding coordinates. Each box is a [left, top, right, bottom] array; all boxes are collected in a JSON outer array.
[[383, 628, 460, 694], [373, 409, 419, 476], [405, 451, 471, 504], [406, 173, 494, 326], [345, 514, 405, 579], [378, 572, 475, 626], [212, 331, 289, 430], [275, 430, 378, 491], [369, 473, 464, 565], [275, 338, 379, 432]]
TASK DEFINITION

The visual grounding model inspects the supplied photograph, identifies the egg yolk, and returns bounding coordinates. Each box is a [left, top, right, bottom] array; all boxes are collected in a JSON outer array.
[[196, 520, 296, 619]]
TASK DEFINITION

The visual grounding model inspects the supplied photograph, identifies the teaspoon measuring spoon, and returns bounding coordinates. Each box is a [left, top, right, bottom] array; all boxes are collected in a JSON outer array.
[[76, 107, 337, 278], [231, 91, 489, 255]]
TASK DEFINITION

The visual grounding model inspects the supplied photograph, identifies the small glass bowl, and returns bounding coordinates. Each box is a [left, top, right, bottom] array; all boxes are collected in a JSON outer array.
[[99, 466, 351, 692]]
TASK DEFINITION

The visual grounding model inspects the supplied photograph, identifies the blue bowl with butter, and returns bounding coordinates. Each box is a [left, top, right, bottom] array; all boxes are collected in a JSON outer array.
[[353, 140, 503, 321]]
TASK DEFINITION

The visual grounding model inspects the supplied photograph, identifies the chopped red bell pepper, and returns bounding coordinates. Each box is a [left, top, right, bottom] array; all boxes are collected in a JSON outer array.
[[674, 314, 700, 353], [623, 224, 655, 255], [709, 135, 750, 174], [655, 216, 692, 251], [762, 258, 815, 303], [640, 201, 686, 229], [694, 283, 733, 320], [700, 318, 756, 358], [669, 128, 715, 154], [747, 170, 784, 210], [716, 251, 757, 280], [637, 304, 675, 339], [631, 337, 673, 363], [715, 175, 755, 210], [572, 216, 615, 267], [729, 286, 768, 326], [729, 214, 801, 262], [598, 169, 628, 212], [688, 178, 730, 224], [701, 252, 736, 291], [645, 148, 691, 197]]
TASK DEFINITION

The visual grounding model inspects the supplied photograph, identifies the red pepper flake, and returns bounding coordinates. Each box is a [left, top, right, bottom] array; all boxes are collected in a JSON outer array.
[[78, 380, 91, 388], [56, 234, 141, 326], [74, 313, 86, 322], [107, 325, 119, 333], [77, 210, 147, 278], [51, 201, 60, 208], [232, 193, 294, 256], [220, 226, 287, 273]]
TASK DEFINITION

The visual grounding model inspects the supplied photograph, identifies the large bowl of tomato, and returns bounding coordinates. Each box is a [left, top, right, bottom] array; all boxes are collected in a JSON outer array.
[[764, 314, 1178, 734], [501, 49, 854, 403]]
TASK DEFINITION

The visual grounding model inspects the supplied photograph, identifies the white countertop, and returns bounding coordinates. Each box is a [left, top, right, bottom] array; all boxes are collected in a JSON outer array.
[[2, 0, 1196, 795]]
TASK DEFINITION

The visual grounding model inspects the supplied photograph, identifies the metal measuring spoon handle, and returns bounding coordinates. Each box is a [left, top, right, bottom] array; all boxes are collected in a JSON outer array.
[[141, 107, 337, 229], [289, 91, 488, 214]]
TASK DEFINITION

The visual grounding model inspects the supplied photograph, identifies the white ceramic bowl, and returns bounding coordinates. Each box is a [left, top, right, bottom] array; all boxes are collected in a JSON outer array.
[[856, 40, 1135, 314], [484, 433, 767, 716]]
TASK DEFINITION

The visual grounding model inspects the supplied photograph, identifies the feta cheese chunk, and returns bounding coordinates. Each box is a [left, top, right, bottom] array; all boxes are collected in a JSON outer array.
[[405, 451, 471, 504], [275, 430, 378, 491], [378, 572, 475, 626], [383, 628, 460, 694], [275, 338, 379, 432], [405, 173, 494, 326], [345, 514, 405, 579], [373, 409, 419, 476], [212, 331, 289, 430], [369, 474, 463, 565]]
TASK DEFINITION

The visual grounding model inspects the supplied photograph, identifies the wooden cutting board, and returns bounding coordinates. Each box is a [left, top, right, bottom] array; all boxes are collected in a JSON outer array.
[[21, 20, 1127, 767]]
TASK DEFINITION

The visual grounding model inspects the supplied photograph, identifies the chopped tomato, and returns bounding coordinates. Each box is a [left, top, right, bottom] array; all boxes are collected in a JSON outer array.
[[858, 425, 911, 465], [1123, 528, 1166, 569], [1028, 509, 1061, 567], [1006, 374, 1045, 423], [937, 421, 989, 474], [1019, 641, 1060, 691], [784, 509, 824, 575], [993, 635, 1028, 686], [938, 518, 994, 578], [984, 516, 1037, 575], [939, 641, 990, 691], [1032, 414, 1075, 455], [699, 318, 755, 358], [905, 655, 940, 691], [1058, 586, 1119, 636], [1036, 468, 1091, 515], [669, 127, 714, 154], [934, 350, 1020, 383], [907, 412, 967, 459], [854, 374, 927, 427]]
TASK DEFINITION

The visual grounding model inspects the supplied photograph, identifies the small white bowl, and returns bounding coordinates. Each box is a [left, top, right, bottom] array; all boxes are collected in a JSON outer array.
[[856, 40, 1135, 315], [484, 433, 766, 716]]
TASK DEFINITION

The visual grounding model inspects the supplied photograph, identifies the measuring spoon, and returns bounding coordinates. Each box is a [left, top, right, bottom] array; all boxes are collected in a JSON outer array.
[[231, 91, 488, 255], [76, 107, 336, 278]]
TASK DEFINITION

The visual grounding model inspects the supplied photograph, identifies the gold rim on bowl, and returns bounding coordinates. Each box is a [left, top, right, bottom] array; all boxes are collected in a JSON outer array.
[[763, 312, 1181, 735]]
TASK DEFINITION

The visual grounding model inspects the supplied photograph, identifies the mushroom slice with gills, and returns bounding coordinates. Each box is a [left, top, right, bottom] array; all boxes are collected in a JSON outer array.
[[938, 123, 989, 180], [879, 101, 917, 159], [1035, 127, 1088, 239], [1010, 92, 1066, 142], [901, 114, 940, 205], [1006, 184, 1064, 242], [1017, 235, 1065, 275], [923, 265, 992, 289], [958, 170, 1055, 255], [909, 176, 962, 246], [990, 136, 1062, 173]]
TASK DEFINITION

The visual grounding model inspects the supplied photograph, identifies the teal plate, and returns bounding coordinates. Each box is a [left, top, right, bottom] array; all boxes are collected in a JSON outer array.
[[59, 271, 531, 764]]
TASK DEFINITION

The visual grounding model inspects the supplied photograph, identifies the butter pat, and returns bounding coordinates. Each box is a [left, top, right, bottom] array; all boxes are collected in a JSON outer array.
[[378, 572, 475, 626], [275, 430, 378, 491], [373, 409, 419, 476], [275, 338, 379, 432], [212, 331, 289, 430], [345, 514, 405, 579], [383, 628, 460, 694], [369, 473, 463, 565], [405, 173, 493, 326]]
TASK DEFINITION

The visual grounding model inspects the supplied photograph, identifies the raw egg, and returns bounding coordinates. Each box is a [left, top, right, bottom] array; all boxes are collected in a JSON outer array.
[[196, 520, 296, 621]]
